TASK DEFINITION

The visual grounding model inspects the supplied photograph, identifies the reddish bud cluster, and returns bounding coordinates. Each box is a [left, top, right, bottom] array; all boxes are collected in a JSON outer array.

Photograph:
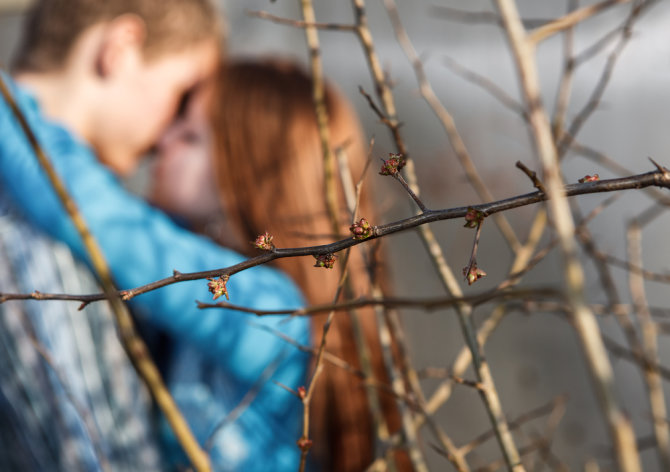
[[464, 207, 485, 228], [578, 174, 600, 183], [379, 153, 405, 176], [463, 264, 487, 285], [297, 386, 306, 400], [314, 253, 337, 269], [253, 231, 275, 251], [349, 217, 373, 240], [207, 275, 230, 300], [297, 437, 313, 452]]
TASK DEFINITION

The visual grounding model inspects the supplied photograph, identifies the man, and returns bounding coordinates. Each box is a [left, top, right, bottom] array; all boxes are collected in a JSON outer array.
[[0, 1, 309, 470]]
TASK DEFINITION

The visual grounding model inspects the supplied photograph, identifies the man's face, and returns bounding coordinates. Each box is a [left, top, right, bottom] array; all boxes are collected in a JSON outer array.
[[95, 39, 219, 176]]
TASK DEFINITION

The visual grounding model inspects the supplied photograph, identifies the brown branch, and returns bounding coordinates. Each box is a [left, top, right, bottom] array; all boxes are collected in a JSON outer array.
[[515, 161, 546, 193], [2, 168, 668, 306], [428, 6, 548, 29], [247, 9, 356, 31], [197, 287, 560, 316], [460, 395, 568, 457], [390, 168, 428, 212]]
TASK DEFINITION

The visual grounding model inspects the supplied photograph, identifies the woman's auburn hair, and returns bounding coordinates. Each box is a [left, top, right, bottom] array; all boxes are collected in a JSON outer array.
[[212, 59, 407, 471]]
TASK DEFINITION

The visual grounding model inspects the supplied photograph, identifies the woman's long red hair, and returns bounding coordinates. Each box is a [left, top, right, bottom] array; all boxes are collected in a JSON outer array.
[[211, 59, 407, 471]]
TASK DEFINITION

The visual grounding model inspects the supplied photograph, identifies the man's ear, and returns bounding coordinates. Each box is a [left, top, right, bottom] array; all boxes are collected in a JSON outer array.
[[95, 14, 147, 78]]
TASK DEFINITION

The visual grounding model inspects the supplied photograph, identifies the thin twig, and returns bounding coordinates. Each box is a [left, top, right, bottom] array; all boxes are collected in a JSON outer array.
[[515, 161, 546, 193], [392, 170, 428, 212], [557, 1, 658, 157], [460, 395, 568, 456], [443, 55, 525, 118], [247, 9, 356, 31], [204, 352, 285, 452], [428, 6, 547, 29], [197, 288, 560, 316]]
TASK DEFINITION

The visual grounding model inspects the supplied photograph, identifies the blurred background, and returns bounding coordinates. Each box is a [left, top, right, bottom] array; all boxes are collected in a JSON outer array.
[[2, 0, 670, 470]]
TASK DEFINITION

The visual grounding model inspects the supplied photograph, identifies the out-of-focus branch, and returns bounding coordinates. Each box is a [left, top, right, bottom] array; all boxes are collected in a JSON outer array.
[[551, 0, 577, 142], [460, 395, 568, 457], [627, 221, 670, 468], [493, 0, 641, 470], [557, 1, 658, 157], [528, 0, 631, 44], [299, 0, 340, 238], [428, 5, 547, 29], [0, 0, 31, 15], [247, 9, 356, 31], [443, 55, 525, 118]]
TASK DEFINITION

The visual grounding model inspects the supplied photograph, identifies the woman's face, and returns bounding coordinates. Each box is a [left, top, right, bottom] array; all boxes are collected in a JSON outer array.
[[150, 87, 221, 222]]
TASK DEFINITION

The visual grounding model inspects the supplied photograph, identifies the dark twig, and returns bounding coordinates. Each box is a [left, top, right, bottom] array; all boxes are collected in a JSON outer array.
[[428, 6, 548, 29], [515, 161, 546, 193], [204, 352, 285, 452], [358, 86, 396, 129], [461, 395, 568, 456], [443, 55, 525, 118], [391, 170, 428, 212], [247, 9, 356, 31], [557, 1, 659, 157]]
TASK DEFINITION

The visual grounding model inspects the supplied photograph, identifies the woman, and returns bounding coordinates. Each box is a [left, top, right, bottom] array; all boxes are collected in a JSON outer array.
[[151, 59, 406, 471]]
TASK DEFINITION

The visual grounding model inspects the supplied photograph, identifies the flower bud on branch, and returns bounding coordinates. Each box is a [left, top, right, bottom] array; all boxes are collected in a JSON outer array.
[[379, 153, 406, 175], [349, 217, 373, 240], [463, 264, 487, 285], [464, 207, 486, 228], [314, 253, 337, 269], [578, 174, 600, 183], [207, 275, 230, 300], [253, 231, 275, 251], [297, 437, 313, 452]]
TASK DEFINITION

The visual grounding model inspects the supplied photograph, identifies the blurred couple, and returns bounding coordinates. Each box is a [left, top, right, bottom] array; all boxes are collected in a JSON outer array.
[[0, 0, 405, 470]]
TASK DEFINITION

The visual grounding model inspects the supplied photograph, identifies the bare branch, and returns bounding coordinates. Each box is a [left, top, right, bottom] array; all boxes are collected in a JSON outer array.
[[247, 9, 356, 31], [3, 168, 669, 306], [528, 0, 632, 44], [494, 0, 641, 469]]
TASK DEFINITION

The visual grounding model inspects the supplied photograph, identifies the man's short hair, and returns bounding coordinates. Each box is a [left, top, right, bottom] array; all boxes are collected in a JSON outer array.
[[13, 0, 220, 72]]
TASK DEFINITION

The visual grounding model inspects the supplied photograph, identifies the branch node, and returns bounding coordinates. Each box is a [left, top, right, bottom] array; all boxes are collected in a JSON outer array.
[[649, 157, 670, 176], [516, 160, 546, 193]]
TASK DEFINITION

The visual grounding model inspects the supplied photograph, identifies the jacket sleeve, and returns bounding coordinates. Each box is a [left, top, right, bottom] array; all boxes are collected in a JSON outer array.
[[0, 80, 309, 388]]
